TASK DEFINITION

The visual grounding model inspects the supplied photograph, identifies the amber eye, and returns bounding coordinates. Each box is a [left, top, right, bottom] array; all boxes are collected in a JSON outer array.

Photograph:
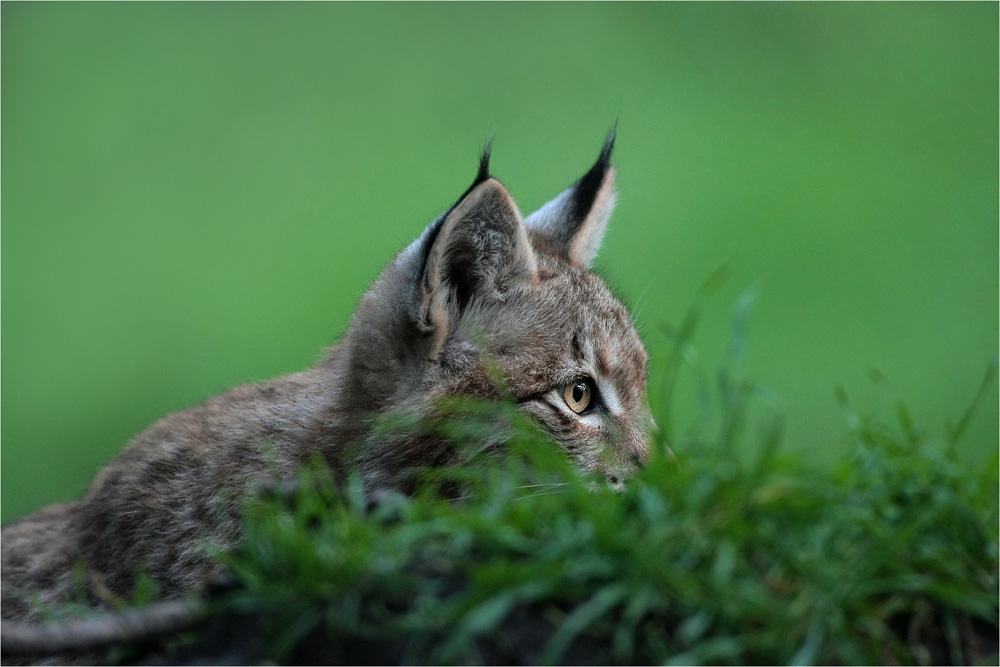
[[563, 379, 594, 414]]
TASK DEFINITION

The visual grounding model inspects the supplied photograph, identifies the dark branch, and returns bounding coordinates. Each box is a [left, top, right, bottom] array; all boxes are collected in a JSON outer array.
[[1, 598, 206, 656]]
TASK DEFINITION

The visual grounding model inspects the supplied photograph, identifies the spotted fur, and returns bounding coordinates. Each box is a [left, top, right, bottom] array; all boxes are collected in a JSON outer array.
[[1, 134, 652, 630]]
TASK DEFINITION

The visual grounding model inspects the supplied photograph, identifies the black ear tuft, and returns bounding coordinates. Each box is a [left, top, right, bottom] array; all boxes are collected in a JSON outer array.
[[475, 136, 493, 187], [571, 125, 616, 221], [450, 137, 494, 207]]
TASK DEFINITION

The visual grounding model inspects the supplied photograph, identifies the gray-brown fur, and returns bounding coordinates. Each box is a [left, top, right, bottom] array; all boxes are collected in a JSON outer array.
[[1, 136, 652, 634]]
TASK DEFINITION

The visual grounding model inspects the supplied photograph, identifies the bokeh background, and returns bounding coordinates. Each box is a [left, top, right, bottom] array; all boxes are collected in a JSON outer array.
[[3, 3, 996, 522]]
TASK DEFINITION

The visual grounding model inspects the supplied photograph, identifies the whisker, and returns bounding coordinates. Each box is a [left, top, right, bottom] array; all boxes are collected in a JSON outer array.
[[514, 488, 570, 501], [433, 483, 571, 505], [441, 493, 479, 503], [631, 276, 657, 322]]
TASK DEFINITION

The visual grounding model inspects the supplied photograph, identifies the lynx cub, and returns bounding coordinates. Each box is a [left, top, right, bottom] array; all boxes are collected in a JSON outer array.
[[1, 134, 651, 625]]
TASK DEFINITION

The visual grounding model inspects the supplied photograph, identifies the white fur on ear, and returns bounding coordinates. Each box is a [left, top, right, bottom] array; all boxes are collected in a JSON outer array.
[[524, 133, 618, 268], [526, 168, 616, 268]]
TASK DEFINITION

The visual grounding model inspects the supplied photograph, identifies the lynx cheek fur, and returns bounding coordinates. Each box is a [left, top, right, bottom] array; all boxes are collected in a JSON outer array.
[[1, 134, 651, 624]]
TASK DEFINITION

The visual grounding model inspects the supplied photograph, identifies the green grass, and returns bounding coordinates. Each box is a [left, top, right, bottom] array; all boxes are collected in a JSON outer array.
[[202, 294, 998, 665]]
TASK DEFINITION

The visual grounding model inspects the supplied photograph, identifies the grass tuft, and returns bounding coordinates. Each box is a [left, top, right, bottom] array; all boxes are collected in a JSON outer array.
[[198, 291, 999, 665]]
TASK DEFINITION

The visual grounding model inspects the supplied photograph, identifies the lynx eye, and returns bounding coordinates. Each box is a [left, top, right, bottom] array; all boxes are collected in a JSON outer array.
[[563, 379, 594, 414]]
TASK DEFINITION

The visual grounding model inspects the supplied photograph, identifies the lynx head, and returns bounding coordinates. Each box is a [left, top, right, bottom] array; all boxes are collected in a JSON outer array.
[[336, 133, 652, 491]]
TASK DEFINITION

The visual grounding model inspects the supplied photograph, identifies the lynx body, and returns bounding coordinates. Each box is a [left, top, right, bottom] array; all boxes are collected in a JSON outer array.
[[1, 136, 651, 625]]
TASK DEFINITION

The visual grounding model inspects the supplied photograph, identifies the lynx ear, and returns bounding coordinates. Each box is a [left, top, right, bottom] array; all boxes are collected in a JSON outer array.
[[418, 176, 537, 353], [525, 132, 617, 268]]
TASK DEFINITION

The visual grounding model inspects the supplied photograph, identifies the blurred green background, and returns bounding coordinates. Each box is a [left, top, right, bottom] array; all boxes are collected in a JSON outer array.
[[3, 3, 996, 522]]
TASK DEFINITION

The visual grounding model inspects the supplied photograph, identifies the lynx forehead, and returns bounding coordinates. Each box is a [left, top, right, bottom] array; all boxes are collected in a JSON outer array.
[[2, 133, 652, 639]]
